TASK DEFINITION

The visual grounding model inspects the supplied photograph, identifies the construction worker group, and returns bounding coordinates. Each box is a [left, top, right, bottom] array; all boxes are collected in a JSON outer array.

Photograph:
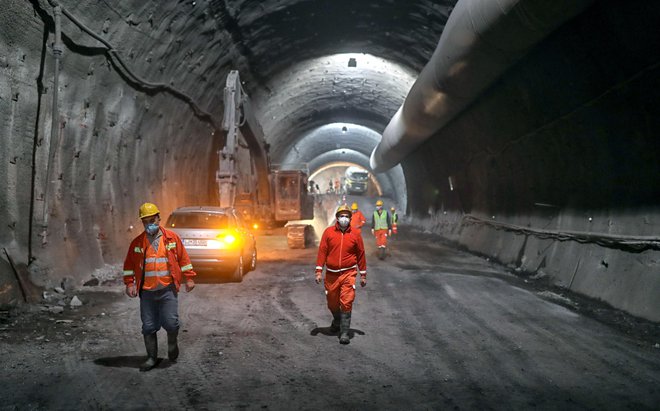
[[122, 199, 399, 369]]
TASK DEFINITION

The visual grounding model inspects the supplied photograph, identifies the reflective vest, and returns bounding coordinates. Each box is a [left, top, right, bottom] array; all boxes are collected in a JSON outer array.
[[123, 227, 196, 292], [142, 236, 173, 290], [373, 210, 389, 230], [392, 212, 398, 224]]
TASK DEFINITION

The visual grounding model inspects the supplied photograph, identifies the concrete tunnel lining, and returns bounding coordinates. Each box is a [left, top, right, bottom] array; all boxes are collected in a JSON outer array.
[[278, 123, 407, 211]]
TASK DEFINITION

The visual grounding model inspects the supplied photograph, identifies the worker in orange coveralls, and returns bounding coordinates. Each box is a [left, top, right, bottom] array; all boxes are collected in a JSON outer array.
[[350, 202, 367, 235], [371, 199, 392, 260], [315, 205, 367, 344]]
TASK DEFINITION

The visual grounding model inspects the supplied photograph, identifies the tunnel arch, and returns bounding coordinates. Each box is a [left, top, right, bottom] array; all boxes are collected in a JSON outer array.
[[276, 123, 407, 211], [308, 161, 384, 197], [254, 53, 417, 162]]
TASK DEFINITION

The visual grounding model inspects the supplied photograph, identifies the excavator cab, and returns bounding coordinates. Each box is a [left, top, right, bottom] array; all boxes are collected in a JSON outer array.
[[273, 170, 314, 222]]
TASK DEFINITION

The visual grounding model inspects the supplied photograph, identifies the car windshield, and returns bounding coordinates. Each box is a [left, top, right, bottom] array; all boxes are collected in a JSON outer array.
[[167, 212, 230, 229], [349, 172, 368, 181]]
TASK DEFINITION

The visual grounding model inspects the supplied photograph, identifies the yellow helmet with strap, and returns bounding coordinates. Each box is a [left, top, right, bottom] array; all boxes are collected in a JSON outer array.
[[139, 203, 160, 219], [335, 204, 352, 217], [375, 200, 383, 206], [351, 202, 358, 210]]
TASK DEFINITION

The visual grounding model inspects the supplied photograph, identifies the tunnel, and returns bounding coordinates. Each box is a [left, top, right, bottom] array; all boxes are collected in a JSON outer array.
[[1, 0, 660, 408]]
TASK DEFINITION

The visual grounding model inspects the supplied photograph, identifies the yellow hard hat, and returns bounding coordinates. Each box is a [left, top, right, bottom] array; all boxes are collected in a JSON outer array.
[[390, 207, 396, 211], [375, 200, 383, 206], [139, 203, 160, 219], [336, 204, 352, 217], [351, 202, 358, 210]]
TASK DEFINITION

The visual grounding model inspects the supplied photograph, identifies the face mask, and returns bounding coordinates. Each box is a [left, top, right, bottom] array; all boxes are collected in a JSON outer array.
[[376, 206, 382, 211], [337, 216, 350, 228], [145, 223, 159, 235]]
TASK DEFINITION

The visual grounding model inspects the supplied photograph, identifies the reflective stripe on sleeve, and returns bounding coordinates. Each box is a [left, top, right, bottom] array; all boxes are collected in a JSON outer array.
[[180, 264, 193, 272], [359, 270, 367, 275], [123, 270, 134, 277], [315, 266, 323, 271], [166, 242, 177, 250], [133, 247, 143, 253]]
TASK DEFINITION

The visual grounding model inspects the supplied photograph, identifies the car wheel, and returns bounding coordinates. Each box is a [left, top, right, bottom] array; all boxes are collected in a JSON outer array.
[[232, 255, 244, 282], [245, 248, 257, 272]]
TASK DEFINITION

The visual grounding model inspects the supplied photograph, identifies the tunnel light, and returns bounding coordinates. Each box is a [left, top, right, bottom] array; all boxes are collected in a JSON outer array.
[[348, 58, 357, 67], [341, 126, 348, 133], [588, 217, 593, 222], [448, 176, 454, 191]]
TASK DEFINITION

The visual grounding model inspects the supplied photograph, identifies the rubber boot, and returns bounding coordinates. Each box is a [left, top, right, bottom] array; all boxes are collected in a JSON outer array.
[[167, 330, 179, 362], [330, 311, 340, 333], [378, 247, 386, 260], [339, 311, 351, 344], [139, 333, 158, 372]]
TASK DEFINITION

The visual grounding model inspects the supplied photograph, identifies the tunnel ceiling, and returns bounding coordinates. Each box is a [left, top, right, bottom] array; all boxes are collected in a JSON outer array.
[[43, 0, 454, 156]]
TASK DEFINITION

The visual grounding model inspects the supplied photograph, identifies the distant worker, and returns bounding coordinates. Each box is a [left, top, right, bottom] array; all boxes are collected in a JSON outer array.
[[350, 202, 367, 234], [315, 205, 367, 344], [334, 178, 341, 194], [390, 206, 399, 236], [371, 199, 392, 260], [123, 203, 196, 371]]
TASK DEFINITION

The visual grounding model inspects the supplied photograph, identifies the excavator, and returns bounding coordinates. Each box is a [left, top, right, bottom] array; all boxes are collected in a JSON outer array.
[[217, 70, 314, 246]]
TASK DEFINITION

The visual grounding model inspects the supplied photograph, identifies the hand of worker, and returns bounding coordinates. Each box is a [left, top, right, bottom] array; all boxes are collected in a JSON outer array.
[[125, 284, 137, 298], [185, 279, 195, 292], [371, 228, 375, 236], [315, 271, 322, 284], [388, 230, 392, 237], [360, 276, 367, 287]]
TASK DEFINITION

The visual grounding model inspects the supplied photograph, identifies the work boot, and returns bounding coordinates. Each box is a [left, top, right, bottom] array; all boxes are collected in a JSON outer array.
[[139, 333, 158, 372], [339, 311, 352, 345], [330, 311, 340, 333], [167, 330, 179, 362], [378, 248, 386, 260]]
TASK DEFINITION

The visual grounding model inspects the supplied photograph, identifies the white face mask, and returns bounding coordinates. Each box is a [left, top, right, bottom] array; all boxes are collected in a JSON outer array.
[[337, 216, 350, 228]]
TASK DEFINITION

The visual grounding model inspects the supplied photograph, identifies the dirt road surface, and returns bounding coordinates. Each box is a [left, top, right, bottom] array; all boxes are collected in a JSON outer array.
[[1, 230, 659, 410]]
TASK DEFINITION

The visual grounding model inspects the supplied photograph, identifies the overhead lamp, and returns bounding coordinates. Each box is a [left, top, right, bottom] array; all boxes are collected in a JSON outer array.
[[341, 126, 348, 133], [348, 58, 357, 67]]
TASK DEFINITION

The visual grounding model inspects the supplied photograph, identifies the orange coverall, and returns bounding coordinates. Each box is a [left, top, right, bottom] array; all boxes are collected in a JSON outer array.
[[316, 222, 367, 313], [350, 209, 367, 234]]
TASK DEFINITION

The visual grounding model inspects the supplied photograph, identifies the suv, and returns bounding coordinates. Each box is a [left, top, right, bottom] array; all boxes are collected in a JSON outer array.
[[165, 206, 257, 282]]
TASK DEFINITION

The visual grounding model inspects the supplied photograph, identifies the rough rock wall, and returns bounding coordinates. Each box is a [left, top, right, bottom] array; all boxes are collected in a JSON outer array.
[[404, 1, 660, 321], [1, 0, 221, 295]]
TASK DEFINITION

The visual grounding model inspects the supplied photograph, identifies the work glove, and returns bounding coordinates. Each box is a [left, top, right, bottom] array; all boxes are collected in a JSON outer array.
[[185, 279, 195, 292], [315, 270, 322, 284], [360, 276, 367, 288], [125, 284, 137, 298]]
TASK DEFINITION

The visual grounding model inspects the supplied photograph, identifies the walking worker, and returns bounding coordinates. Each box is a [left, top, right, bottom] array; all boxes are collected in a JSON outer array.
[[350, 202, 367, 234], [123, 202, 196, 371], [371, 199, 392, 260], [390, 206, 399, 235], [315, 204, 367, 344]]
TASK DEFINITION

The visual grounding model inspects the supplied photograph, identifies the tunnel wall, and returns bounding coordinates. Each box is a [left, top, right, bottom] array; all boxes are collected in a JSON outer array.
[[0, 1, 221, 293], [404, 1, 660, 321]]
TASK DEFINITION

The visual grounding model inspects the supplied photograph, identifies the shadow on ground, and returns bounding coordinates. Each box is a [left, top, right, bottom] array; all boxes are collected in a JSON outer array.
[[94, 356, 175, 369]]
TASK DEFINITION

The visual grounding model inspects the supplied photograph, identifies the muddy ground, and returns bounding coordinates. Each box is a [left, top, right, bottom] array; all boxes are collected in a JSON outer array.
[[1, 229, 659, 410]]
